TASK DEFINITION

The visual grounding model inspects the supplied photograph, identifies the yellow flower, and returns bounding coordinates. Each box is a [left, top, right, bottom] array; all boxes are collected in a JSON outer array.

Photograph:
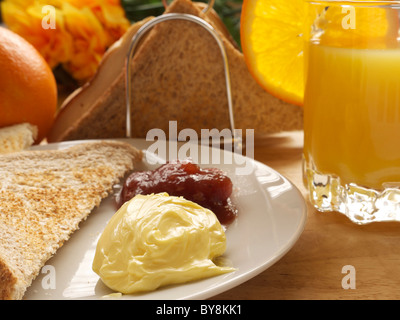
[[1, 0, 130, 83]]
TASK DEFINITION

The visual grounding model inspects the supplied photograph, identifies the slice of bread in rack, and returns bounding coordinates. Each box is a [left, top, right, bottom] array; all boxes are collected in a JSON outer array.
[[47, 0, 303, 143], [0, 140, 142, 300]]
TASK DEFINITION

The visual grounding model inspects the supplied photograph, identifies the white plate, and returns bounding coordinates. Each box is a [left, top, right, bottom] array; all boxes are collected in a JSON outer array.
[[24, 138, 307, 300]]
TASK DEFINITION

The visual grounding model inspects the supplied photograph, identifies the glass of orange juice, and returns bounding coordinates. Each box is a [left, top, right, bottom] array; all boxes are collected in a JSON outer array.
[[303, 0, 400, 224]]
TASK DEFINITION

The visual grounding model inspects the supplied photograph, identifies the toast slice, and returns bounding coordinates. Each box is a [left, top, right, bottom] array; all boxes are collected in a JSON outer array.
[[0, 123, 38, 154], [47, 0, 303, 142], [0, 140, 142, 300]]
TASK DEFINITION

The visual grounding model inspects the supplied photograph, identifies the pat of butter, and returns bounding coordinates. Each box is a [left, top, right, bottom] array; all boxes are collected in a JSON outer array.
[[92, 193, 235, 294]]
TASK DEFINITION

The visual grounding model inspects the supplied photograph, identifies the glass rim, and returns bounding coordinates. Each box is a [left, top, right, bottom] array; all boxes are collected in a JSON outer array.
[[306, 0, 400, 6]]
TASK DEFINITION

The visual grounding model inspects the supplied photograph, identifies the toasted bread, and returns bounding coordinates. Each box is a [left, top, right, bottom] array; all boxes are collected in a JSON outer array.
[[47, 0, 303, 142], [0, 140, 142, 300], [0, 123, 38, 154]]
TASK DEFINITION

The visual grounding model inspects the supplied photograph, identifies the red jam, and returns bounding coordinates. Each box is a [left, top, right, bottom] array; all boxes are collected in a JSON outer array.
[[116, 159, 237, 225]]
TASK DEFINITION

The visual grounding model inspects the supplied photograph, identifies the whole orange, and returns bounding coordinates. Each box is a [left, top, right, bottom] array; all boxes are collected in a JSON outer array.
[[0, 26, 57, 143]]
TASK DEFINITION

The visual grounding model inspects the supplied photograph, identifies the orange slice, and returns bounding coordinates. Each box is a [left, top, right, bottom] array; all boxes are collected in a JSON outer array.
[[240, 0, 305, 107]]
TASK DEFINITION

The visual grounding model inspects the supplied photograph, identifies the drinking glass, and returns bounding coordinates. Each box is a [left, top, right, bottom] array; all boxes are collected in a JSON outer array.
[[303, 0, 400, 224]]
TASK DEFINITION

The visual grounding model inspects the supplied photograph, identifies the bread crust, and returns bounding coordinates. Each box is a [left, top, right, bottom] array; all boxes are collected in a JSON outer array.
[[0, 258, 18, 300], [0, 140, 142, 299]]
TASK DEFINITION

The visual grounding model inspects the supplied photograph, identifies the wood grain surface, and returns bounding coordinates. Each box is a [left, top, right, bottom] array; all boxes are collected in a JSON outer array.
[[211, 130, 400, 300]]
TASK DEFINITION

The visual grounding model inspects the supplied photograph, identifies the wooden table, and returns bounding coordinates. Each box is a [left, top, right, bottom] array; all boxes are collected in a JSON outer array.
[[212, 130, 400, 300]]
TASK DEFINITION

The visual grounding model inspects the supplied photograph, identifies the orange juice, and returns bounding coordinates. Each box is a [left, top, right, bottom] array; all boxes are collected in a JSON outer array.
[[304, 43, 400, 190]]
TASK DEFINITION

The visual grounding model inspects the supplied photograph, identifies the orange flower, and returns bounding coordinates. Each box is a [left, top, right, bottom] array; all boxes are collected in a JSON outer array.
[[1, 0, 130, 83]]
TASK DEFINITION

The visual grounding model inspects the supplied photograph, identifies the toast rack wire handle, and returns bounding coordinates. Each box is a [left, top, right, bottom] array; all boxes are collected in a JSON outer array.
[[125, 12, 242, 153], [162, 0, 215, 14]]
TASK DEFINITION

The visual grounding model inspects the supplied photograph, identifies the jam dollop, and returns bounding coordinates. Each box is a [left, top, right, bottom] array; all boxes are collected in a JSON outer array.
[[116, 159, 237, 225]]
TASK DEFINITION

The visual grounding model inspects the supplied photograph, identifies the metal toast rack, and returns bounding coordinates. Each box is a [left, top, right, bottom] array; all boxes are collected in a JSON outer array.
[[124, 1, 242, 153]]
